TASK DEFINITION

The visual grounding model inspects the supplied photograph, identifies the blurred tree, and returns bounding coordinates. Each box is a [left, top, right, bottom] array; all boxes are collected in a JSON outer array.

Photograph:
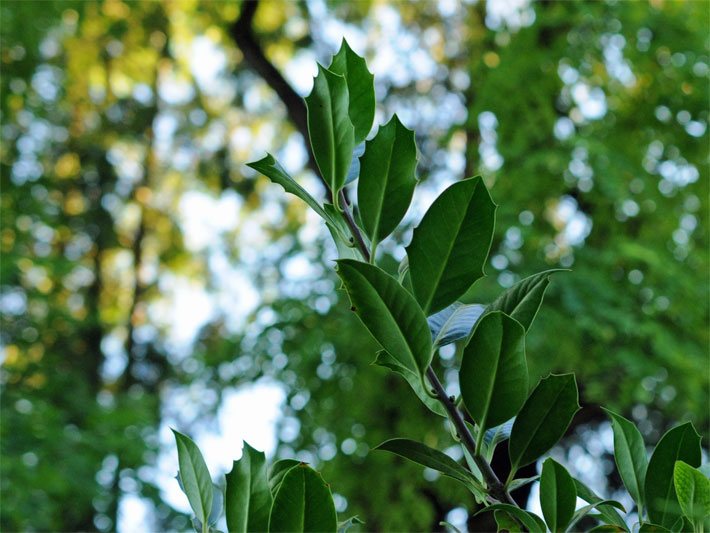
[[1, 0, 706, 531]]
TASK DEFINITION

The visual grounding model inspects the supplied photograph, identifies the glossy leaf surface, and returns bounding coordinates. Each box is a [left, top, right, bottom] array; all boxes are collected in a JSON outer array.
[[645, 422, 701, 528], [406, 177, 496, 314], [605, 408, 649, 512], [337, 260, 432, 376], [428, 302, 485, 347], [328, 39, 375, 143], [460, 312, 528, 431], [305, 65, 354, 199], [225, 442, 273, 533], [509, 374, 580, 471], [357, 114, 417, 245], [673, 460, 710, 529], [269, 464, 337, 533], [540, 458, 576, 532]]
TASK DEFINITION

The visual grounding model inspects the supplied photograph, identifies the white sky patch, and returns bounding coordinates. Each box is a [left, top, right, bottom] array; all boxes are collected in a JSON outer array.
[[190, 36, 227, 94], [571, 83, 607, 121], [179, 190, 242, 252]]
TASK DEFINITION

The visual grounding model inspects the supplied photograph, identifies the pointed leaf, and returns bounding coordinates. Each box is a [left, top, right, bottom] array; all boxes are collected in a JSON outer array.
[[486, 270, 566, 331], [494, 509, 522, 532], [508, 475, 540, 492], [268, 459, 301, 493], [406, 177, 496, 314], [574, 479, 629, 531], [482, 418, 515, 461], [673, 461, 710, 528], [268, 464, 337, 532], [225, 442, 272, 533], [604, 408, 649, 512], [375, 438, 481, 491], [645, 422, 701, 528], [509, 374, 580, 472], [357, 115, 417, 245], [566, 500, 626, 532], [540, 458, 576, 532], [246, 154, 331, 222], [337, 259, 432, 376], [173, 430, 214, 527], [305, 65, 355, 200], [476, 504, 546, 533], [372, 351, 445, 417], [428, 302, 485, 347], [459, 312, 528, 432], [328, 39, 375, 143]]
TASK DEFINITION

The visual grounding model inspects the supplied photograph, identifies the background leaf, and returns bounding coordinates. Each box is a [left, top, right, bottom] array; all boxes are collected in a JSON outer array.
[[509, 374, 580, 472], [540, 458, 576, 532], [328, 39, 375, 143], [673, 461, 710, 529], [574, 479, 629, 531], [645, 422, 701, 528], [269, 464, 337, 533], [406, 177, 496, 314], [357, 114, 417, 246], [337, 259, 432, 376], [459, 312, 528, 432], [428, 302, 485, 347], [225, 442, 272, 533], [476, 504, 546, 533], [604, 409, 649, 513], [173, 430, 214, 528], [305, 64, 355, 199]]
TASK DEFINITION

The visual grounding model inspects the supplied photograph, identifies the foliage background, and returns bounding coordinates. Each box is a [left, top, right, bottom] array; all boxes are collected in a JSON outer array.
[[1, 0, 707, 531]]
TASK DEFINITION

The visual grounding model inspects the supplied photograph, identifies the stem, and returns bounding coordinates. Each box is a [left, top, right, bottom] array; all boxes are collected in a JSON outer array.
[[425, 366, 517, 506], [339, 189, 370, 262]]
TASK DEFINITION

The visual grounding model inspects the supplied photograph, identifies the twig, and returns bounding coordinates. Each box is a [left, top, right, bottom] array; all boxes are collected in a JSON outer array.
[[339, 190, 370, 262]]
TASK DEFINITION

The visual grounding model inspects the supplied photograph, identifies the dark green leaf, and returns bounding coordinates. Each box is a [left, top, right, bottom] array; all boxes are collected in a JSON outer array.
[[428, 302, 485, 347], [246, 154, 331, 223], [328, 39, 375, 144], [508, 475, 539, 492], [337, 259, 432, 376], [357, 114, 417, 246], [540, 458, 576, 532], [574, 479, 629, 531], [225, 442, 272, 533], [645, 422, 701, 528], [267, 459, 301, 493], [305, 64, 354, 201], [372, 351, 445, 417], [476, 504, 546, 533], [638, 524, 671, 532], [566, 500, 626, 532], [604, 408, 648, 512], [486, 270, 566, 332], [481, 418, 515, 461], [375, 438, 482, 493], [460, 312, 528, 432], [269, 464, 337, 533], [173, 429, 214, 528], [673, 460, 710, 528], [175, 478, 223, 529], [406, 176, 496, 314], [590, 527, 627, 532], [509, 374, 580, 472], [494, 509, 522, 532]]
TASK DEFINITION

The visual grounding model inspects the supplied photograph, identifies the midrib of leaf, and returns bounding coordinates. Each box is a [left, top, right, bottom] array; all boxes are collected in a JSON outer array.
[[478, 326, 503, 435], [422, 183, 474, 313], [433, 306, 461, 347], [615, 420, 642, 500], [660, 429, 690, 522], [370, 129, 396, 244], [512, 384, 568, 471]]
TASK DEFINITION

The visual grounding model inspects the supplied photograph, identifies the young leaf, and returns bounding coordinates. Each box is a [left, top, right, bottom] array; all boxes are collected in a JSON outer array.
[[337, 259, 433, 377], [540, 458, 576, 532], [509, 374, 580, 473], [645, 422, 702, 528], [508, 475, 540, 492], [267, 459, 301, 493], [406, 176, 496, 314], [372, 351, 446, 417], [328, 39, 375, 144], [246, 154, 330, 222], [269, 464, 337, 533], [225, 442, 272, 533], [673, 461, 710, 529], [428, 302, 485, 348], [574, 479, 629, 531], [173, 430, 214, 529], [481, 418, 515, 461], [566, 500, 627, 532], [604, 408, 649, 513], [476, 504, 546, 533], [357, 114, 417, 247], [485, 270, 566, 331], [337, 515, 365, 533], [305, 64, 355, 201], [459, 312, 528, 433], [375, 438, 482, 492]]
